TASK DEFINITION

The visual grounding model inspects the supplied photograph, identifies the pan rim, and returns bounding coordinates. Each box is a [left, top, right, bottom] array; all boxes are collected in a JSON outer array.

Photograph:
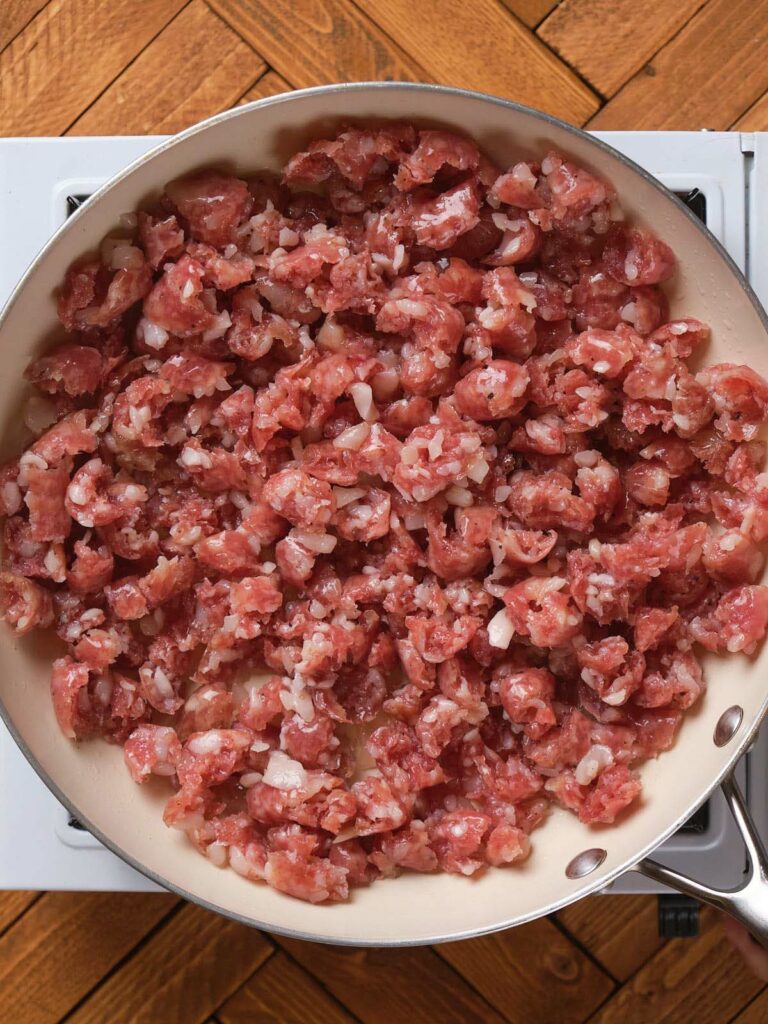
[[1, 80, 767, 946]]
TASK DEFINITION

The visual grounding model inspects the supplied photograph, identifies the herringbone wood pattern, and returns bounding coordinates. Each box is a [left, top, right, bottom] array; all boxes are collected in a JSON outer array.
[[1, 1, 768, 1021]]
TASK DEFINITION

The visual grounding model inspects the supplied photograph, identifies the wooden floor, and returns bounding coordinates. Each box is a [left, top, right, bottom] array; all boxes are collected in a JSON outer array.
[[2, 1, 768, 1021]]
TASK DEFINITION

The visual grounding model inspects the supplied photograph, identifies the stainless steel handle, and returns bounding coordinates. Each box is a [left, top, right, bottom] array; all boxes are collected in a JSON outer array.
[[636, 775, 768, 947]]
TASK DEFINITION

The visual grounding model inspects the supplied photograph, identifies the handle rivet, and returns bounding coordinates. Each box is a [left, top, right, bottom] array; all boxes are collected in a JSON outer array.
[[565, 848, 606, 879], [714, 706, 743, 747]]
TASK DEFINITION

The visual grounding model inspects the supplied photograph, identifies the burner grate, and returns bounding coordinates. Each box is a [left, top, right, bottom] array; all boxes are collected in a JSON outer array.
[[66, 193, 91, 216], [679, 187, 707, 222], [679, 803, 710, 834]]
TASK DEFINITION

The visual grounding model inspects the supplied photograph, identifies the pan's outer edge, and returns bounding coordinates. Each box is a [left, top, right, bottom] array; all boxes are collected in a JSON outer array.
[[1, 81, 768, 947]]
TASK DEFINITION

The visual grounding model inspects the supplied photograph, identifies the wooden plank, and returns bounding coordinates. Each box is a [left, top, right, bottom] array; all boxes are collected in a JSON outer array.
[[219, 950, 356, 1024], [0, 892, 176, 1024], [357, 0, 599, 126], [537, 0, 705, 96], [0, 890, 39, 936], [0, 0, 188, 137], [239, 71, 294, 105], [435, 918, 615, 1024], [734, 89, 768, 131], [556, 895, 663, 981], [69, 0, 263, 136], [499, 0, 560, 29], [209, 0, 425, 89], [588, 907, 763, 1024], [277, 936, 507, 1024], [0, 0, 49, 53], [67, 903, 273, 1024], [589, 0, 768, 130], [731, 988, 768, 1023]]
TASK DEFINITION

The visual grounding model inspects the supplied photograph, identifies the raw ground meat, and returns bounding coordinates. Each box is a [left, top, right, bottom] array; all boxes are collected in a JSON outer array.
[[3, 123, 768, 904]]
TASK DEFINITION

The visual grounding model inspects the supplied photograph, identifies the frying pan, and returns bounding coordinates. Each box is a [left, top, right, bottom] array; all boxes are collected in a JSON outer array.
[[2, 82, 768, 947]]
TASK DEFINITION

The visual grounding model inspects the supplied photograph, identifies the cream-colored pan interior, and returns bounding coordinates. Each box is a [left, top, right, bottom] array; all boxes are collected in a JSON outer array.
[[1, 84, 768, 946]]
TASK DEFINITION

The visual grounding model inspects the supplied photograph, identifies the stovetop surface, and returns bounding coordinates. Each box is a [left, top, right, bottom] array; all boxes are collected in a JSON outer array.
[[1, 130, 767, 894]]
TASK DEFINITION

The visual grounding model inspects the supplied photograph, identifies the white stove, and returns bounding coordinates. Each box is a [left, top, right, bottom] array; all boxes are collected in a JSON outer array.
[[1, 131, 768, 908]]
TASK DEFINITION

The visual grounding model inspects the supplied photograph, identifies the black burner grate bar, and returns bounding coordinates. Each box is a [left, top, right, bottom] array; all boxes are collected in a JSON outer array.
[[677, 187, 706, 223], [66, 194, 91, 217]]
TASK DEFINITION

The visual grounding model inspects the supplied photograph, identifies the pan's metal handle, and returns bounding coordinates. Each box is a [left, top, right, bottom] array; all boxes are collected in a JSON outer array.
[[636, 775, 768, 948]]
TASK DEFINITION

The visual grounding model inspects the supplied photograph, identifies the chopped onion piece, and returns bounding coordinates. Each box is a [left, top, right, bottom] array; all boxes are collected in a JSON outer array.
[[292, 530, 338, 554], [350, 382, 378, 422], [487, 607, 515, 649], [445, 484, 473, 507], [333, 422, 370, 451], [575, 745, 614, 786], [263, 750, 308, 791], [371, 367, 400, 401], [466, 452, 490, 483], [333, 486, 366, 508]]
